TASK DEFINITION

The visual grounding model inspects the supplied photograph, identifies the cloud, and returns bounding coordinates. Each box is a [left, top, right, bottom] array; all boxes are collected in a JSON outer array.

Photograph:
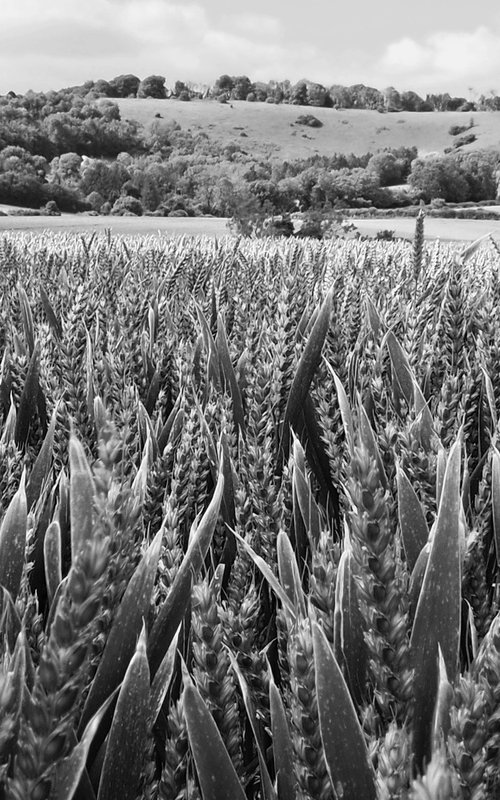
[[2, 19, 138, 59], [378, 26, 500, 93], [2, 1, 499, 96], [223, 13, 281, 39], [0, 0, 314, 91]]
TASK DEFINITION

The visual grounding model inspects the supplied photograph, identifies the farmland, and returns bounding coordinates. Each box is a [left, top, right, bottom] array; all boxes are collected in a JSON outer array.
[[1, 227, 500, 799], [0, 210, 229, 237], [2, 210, 500, 242]]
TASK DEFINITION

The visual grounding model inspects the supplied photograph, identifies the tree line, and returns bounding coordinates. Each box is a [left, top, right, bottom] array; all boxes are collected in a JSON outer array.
[[8, 73, 500, 112]]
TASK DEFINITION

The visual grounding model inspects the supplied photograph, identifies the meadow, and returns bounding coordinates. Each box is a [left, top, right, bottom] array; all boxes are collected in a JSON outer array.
[[1, 223, 500, 800], [118, 98, 500, 160]]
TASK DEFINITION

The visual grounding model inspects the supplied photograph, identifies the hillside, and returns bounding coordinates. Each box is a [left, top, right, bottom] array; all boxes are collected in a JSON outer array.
[[117, 98, 500, 160]]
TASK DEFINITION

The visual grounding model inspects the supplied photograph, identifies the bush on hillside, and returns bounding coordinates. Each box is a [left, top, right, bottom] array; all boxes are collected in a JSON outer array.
[[295, 114, 323, 128], [452, 133, 477, 149], [448, 124, 468, 136]]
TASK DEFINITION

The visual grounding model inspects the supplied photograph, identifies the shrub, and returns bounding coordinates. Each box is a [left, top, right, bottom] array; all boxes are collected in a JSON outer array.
[[295, 114, 323, 128], [452, 133, 477, 149], [86, 191, 105, 212], [43, 183, 86, 213], [43, 200, 61, 215], [110, 195, 143, 216]]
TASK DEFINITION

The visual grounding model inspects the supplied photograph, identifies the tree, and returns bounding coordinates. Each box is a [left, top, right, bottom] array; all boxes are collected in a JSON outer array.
[[306, 82, 329, 107], [231, 76, 253, 100], [367, 152, 403, 185], [317, 167, 383, 206], [86, 190, 104, 211], [400, 91, 427, 112], [408, 155, 470, 202], [349, 84, 384, 109], [454, 150, 500, 200], [172, 81, 192, 101], [447, 96, 468, 111], [94, 99, 121, 122], [329, 85, 354, 108], [266, 80, 291, 104], [110, 195, 143, 215], [384, 87, 402, 112], [478, 93, 500, 111], [252, 82, 269, 102], [92, 79, 114, 97], [291, 81, 309, 106], [49, 152, 82, 186], [212, 75, 234, 97], [140, 173, 161, 211], [79, 158, 130, 202], [0, 145, 49, 206], [110, 74, 141, 98], [138, 76, 166, 99], [426, 93, 452, 111]]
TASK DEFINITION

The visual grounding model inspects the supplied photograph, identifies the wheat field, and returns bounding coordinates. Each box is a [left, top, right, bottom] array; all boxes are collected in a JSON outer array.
[[0, 223, 499, 799]]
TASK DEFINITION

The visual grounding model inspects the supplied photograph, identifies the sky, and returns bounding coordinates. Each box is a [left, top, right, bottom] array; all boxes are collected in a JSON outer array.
[[1, 0, 500, 98]]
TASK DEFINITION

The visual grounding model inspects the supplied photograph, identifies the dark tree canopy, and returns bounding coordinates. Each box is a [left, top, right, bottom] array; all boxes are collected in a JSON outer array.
[[138, 76, 167, 99]]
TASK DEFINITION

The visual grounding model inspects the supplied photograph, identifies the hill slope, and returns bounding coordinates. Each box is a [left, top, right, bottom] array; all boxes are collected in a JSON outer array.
[[117, 98, 500, 160]]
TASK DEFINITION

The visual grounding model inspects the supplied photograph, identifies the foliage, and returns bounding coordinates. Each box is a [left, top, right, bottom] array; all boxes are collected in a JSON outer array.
[[0, 90, 142, 159], [408, 154, 472, 202], [449, 124, 468, 136], [109, 74, 141, 98], [110, 195, 143, 215], [295, 114, 323, 128], [367, 147, 417, 185], [409, 150, 500, 203], [451, 132, 477, 149], [137, 75, 167, 99]]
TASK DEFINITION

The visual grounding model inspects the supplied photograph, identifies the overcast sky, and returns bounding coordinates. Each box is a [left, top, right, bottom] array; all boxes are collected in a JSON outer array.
[[2, 0, 500, 97]]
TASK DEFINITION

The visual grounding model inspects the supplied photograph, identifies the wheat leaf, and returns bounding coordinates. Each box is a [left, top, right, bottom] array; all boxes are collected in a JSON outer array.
[[97, 626, 150, 800], [410, 439, 462, 770], [0, 471, 27, 601], [183, 681, 246, 800], [313, 622, 376, 800]]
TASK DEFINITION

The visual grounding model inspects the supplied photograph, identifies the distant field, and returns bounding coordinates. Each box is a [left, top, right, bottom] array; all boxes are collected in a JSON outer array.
[[0, 213, 230, 237], [351, 216, 500, 242], [117, 98, 500, 160], [2, 211, 500, 242]]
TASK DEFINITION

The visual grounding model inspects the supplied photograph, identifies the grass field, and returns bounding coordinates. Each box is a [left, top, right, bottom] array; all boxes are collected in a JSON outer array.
[[117, 97, 500, 160]]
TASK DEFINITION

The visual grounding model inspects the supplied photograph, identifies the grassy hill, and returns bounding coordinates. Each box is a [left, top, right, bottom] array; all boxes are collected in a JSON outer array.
[[117, 98, 500, 161]]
